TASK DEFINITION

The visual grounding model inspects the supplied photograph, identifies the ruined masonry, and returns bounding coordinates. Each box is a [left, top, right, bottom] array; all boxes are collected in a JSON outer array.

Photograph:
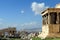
[[38, 4, 60, 39]]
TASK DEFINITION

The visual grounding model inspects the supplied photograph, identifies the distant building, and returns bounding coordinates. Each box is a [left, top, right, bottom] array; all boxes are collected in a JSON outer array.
[[0, 27, 16, 36], [38, 4, 60, 39]]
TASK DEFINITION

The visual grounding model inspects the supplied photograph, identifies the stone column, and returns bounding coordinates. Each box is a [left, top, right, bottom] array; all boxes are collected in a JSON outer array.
[[48, 13, 50, 24], [59, 13, 60, 24], [48, 12, 52, 33], [42, 16, 44, 25], [56, 12, 59, 24], [57, 12, 60, 32]]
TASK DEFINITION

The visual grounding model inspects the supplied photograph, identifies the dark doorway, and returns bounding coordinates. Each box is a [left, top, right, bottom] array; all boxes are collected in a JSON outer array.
[[50, 12, 57, 24]]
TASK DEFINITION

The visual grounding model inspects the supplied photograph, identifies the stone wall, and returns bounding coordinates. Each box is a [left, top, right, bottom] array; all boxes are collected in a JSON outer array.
[[38, 25, 49, 39], [38, 8, 60, 39], [49, 24, 59, 33]]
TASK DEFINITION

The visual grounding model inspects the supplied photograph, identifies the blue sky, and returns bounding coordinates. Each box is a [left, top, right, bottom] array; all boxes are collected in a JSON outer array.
[[0, 0, 60, 30]]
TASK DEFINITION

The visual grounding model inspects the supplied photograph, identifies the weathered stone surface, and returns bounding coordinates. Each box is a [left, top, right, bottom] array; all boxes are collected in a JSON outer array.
[[38, 8, 60, 39]]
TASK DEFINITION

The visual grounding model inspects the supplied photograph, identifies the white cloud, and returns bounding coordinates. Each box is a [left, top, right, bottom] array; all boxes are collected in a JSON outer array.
[[0, 18, 3, 25], [0, 21, 41, 31], [17, 22, 41, 30], [31, 2, 49, 15], [0, 22, 2, 24], [20, 10, 24, 14], [7, 24, 18, 27], [0, 23, 18, 29], [0, 18, 3, 21], [20, 22, 37, 27]]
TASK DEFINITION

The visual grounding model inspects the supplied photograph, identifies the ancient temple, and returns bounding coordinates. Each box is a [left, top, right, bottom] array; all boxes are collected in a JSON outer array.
[[38, 4, 60, 39]]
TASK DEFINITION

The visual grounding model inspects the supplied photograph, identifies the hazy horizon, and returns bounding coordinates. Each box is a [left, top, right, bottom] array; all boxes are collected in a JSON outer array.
[[0, 0, 60, 31]]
